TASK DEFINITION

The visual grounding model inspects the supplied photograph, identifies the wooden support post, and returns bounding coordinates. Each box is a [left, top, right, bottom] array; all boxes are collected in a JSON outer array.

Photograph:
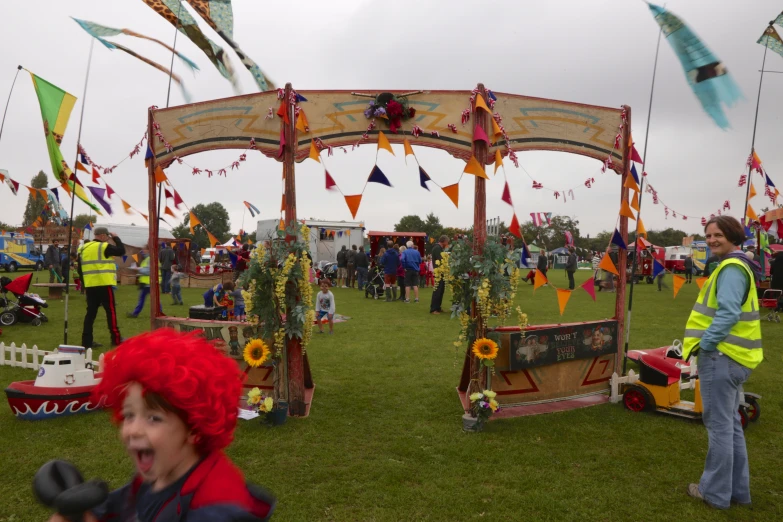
[[147, 107, 161, 332], [615, 105, 631, 371]]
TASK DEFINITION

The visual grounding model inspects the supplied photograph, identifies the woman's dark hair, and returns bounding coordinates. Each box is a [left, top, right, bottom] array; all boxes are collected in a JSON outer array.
[[704, 215, 745, 246]]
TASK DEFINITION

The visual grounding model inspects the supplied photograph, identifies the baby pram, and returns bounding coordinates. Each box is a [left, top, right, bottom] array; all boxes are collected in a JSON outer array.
[[0, 273, 49, 327], [364, 266, 385, 299], [760, 288, 782, 322]]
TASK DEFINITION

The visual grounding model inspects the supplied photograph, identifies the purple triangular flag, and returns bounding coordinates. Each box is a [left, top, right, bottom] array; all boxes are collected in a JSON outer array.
[[368, 165, 392, 187], [419, 166, 431, 191], [87, 186, 113, 215], [610, 228, 626, 250], [50, 188, 59, 201]]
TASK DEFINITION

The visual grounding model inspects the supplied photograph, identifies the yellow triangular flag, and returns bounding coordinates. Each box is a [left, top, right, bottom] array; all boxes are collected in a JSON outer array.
[[189, 211, 201, 234], [624, 174, 639, 192], [748, 183, 757, 199], [747, 204, 758, 221], [295, 110, 309, 133], [278, 219, 285, 230], [695, 277, 708, 290], [344, 194, 362, 219], [403, 138, 414, 159], [631, 191, 640, 211], [491, 118, 502, 141], [673, 275, 686, 299], [26, 186, 38, 199], [441, 184, 459, 208], [637, 217, 647, 238], [464, 155, 488, 179], [207, 231, 219, 247], [475, 94, 490, 113], [599, 254, 619, 276], [619, 200, 637, 221], [533, 269, 548, 291], [556, 289, 572, 316], [308, 140, 320, 163], [132, 254, 139, 264], [377, 131, 395, 156], [494, 150, 503, 174]]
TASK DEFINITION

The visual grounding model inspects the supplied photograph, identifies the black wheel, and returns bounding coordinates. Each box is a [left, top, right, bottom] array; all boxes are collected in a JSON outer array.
[[744, 397, 760, 422], [0, 311, 16, 326], [739, 406, 749, 430], [31, 317, 42, 327], [623, 385, 654, 412], [6, 262, 17, 273]]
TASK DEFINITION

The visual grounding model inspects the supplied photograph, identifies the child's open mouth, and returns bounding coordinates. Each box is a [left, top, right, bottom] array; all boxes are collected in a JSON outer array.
[[135, 449, 155, 473]]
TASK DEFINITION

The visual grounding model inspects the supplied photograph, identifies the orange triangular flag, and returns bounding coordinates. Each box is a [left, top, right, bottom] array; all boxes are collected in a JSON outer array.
[[377, 131, 395, 156], [494, 150, 503, 174], [207, 231, 219, 247], [403, 138, 414, 162], [441, 184, 459, 208], [75, 161, 90, 173], [624, 173, 639, 192], [599, 254, 619, 276], [344, 194, 362, 219], [533, 269, 548, 291], [132, 254, 139, 264], [673, 275, 686, 299], [26, 186, 38, 199], [631, 191, 640, 211], [164, 206, 176, 218], [620, 200, 636, 221], [637, 217, 647, 238], [475, 94, 490, 113], [60, 182, 72, 196], [278, 219, 285, 230], [154, 166, 167, 184], [121, 200, 133, 215], [464, 155, 488, 179], [189, 211, 201, 234], [308, 140, 320, 163], [748, 183, 757, 199], [140, 213, 148, 222], [556, 289, 572, 316], [295, 110, 309, 133], [747, 204, 758, 221], [695, 277, 708, 290], [276, 100, 290, 124], [491, 118, 502, 141]]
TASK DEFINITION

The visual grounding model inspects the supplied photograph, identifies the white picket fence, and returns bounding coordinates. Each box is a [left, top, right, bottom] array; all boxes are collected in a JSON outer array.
[[0, 342, 101, 371]]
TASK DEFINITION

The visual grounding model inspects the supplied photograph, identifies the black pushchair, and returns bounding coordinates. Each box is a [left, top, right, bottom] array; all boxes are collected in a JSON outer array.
[[0, 273, 49, 327], [364, 267, 385, 299]]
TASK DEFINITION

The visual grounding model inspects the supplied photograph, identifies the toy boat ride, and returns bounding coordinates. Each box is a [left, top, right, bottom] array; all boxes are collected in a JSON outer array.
[[4, 345, 102, 420]]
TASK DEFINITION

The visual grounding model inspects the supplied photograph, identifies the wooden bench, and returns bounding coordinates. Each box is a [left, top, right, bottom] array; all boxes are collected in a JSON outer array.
[[31, 283, 75, 300]]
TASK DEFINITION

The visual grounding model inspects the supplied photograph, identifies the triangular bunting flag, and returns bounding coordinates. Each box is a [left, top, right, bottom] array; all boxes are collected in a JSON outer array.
[[695, 277, 708, 290], [308, 140, 321, 163], [533, 269, 548, 291], [164, 206, 176, 218], [419, 166, 431, 191], [403, 138, 414, 159], [637, 218, 647, 238], [624, 173, 639, 192], [189, 211, 201, 234], [344, 194, 362, 219], [751, 150, 762, 172], [276, 100, 289, 124], [556, 289, 572, 316], [122, 255, 128, 263], [630, 191, 640, 211], [207, 231, 220, 247], [494, 150, 503, 174], [631, 144, 643, 164], [75, 161, 90, 174], [140, 213, 148, 222], [599, 254, 619, 276], [368, 165, 392, 187], [748, 183, 757, 199], [87, 186, 113, 215], [673, 275, 686, 299], [474, 94, 490, 113], [295, 110, 309, 133], [620, 200, 637, 221], [520, 243, 531, 267], [491, 118, 502, 141], [278, 126, 286, 160], [105, 184, 115, 199], [652, 260, 665, 278], [441, 184, 459, 208], [132, 254, 139, 264], [173, 190, 183, 209], [164, 188, 173, 200], [464, 155, 488, 179], [501, 182, 513, 206], [325, 171, 338, 191], [91, 166, 101, 184], [630, 164, 640, 185], [144, 144, 154, 167], [473, 124, 489, 144], [746, 204, 758, 222], [580, 278, 597, 301], [508, 214, 521, 238], [26, 185, 38, 199], [154, 166, 167, 184], [281, 194, 285, 212], [610, 229, 627, 250], [377, 131, 395, 156], [121, 199, 134, 215]]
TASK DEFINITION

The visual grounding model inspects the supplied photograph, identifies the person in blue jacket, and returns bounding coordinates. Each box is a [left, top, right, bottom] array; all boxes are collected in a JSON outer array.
[[401, 241, 423, 303], [381, 241, 400, 302]]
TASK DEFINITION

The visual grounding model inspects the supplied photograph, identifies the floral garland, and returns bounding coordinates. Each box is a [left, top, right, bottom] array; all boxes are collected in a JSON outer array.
[[363, 93, 417, 134]]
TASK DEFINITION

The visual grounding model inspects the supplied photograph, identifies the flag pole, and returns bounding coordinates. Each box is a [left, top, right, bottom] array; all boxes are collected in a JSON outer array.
[[0, 65, 23, 145], [742, 22, 772, 219], [623, 23, 663, 375], [64, 38, 95, 345]]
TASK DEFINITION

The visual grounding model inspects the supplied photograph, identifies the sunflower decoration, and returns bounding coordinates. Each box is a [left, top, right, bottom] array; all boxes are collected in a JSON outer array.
[[243, 339, 270, 368], [472, 338, 499, 361]]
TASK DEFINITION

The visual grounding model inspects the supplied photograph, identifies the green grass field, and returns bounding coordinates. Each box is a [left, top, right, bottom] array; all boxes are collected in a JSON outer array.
[[0, 270, 780, 521]]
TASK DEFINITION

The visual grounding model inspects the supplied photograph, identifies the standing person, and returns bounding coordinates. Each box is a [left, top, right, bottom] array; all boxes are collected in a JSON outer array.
[[234, 244, 250, 282], [381, 241, 400, 302], [127, 248, 163, 318], [396, 245, 406, 301], [355, 245, 369, 290], [592, 251, 601, 289], [537, 249, 548, 283], [685, 254, 694, 284], [426, 254, 435, 287], [346, 244, 357, 288], [78, 227, 124, 349], [159, 242, 176, 294], [402, 241, 423, 303], [315, 279, 336, 334], [231, 283, 247, 321], [45, 240, 62, 283], [566, 246, 577, 290], [336, 245, 348, 288], [169, 264, 185, 305], [430, 235, 450, 315], [419, 255, 428, 288], [682, 216, 762, 510]]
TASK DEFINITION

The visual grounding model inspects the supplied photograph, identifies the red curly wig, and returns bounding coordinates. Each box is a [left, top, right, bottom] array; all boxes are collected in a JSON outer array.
[[91, 329, 243, 455]]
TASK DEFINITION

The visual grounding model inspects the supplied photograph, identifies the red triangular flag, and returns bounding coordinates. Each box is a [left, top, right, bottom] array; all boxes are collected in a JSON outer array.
[[276, 100, 290, 124], [277, 126, 286, 159], [631, 144, 643, 164], [501, 182, 513, 206], [91, 166, 101, 184], [164, 188, 173, 199], [508, 214, 521, 238], [325, 171, 338, 191], [473, 124, 489, 144], [173, 189, 184, 209], [105, 184, 115, 199], [580, 278, 596, 301]]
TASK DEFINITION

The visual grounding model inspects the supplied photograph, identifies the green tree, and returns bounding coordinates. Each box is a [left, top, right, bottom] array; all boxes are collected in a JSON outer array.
[[73, 213, 97, 230], [0, 220, 13, 230], [172, 202, 231, 248], [519, 216, 581, 251], [394, 215, 426, 233], [22, 171, 49, 226], [422, 212, 443, 240]]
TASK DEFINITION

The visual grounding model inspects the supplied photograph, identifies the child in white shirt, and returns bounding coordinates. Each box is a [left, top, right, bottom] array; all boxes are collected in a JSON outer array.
[[315, 279, 335, 334]]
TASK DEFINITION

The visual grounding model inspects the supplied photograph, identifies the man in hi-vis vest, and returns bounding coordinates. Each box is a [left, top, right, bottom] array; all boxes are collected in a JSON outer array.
[[682, 216, 762, 510], [127, 247, 162, 318], [78, 226, 125, 348]]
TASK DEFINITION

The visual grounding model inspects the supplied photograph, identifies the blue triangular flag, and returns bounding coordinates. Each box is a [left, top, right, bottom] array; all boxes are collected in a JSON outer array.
[[765, 174, 776, 188], [295, 93, 308, 102], [652, 260, 665, 278], [228, 252, 237, 268], [488, 91, 497, 101], [520, 243, 531, 268], [50, 188, 59, 202], [144, 144, 154, 167], [610, 228, 626, 250], [631, 164, 640, 185], [84, 222, 92, 231], [419, 166, 431, 191], [79, 153, 89, 164], [368, 165, 392, 187], [122, 255, 128, 263]]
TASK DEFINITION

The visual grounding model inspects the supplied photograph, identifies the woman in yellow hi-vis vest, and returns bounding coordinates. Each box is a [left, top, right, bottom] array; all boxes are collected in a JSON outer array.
[[127, 248, 162, 318], [683, 216, 762, 509]]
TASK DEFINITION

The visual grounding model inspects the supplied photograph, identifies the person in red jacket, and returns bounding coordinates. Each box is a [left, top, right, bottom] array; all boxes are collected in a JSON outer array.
[[49, 329, 275, 522]]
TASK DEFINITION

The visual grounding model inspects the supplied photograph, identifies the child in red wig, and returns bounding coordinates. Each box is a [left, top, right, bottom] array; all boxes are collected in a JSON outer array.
[[50, 329, 275, 522]]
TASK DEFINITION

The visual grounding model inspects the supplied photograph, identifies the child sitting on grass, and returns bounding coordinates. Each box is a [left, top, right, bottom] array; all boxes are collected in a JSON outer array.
[[49, 329, 275, 522], [315, 279, 335, 334]]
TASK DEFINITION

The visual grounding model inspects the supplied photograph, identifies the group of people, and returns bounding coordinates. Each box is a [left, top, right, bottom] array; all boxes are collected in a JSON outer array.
[[335, 244, 369, 289]]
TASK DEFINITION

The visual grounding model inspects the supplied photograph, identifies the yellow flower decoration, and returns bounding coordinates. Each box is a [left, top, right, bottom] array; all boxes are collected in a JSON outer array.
[[243, 339, 270, 368], [247, 387, 262, 405], [260, 396, 275, 413], [472, 338, 499, 360]]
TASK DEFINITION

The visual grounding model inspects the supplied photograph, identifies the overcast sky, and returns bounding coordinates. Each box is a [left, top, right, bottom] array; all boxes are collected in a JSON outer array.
[[1, 0, 781, 238]]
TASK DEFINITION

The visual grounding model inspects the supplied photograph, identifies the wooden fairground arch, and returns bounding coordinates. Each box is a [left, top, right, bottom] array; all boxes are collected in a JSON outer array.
[[145, 84, 632, 417]]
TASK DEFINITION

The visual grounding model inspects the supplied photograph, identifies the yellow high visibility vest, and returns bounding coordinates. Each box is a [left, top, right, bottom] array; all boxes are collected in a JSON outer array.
[[137, 256, 161, 286], [78, 241, 116, 287], [683, 258, 763, 369]]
